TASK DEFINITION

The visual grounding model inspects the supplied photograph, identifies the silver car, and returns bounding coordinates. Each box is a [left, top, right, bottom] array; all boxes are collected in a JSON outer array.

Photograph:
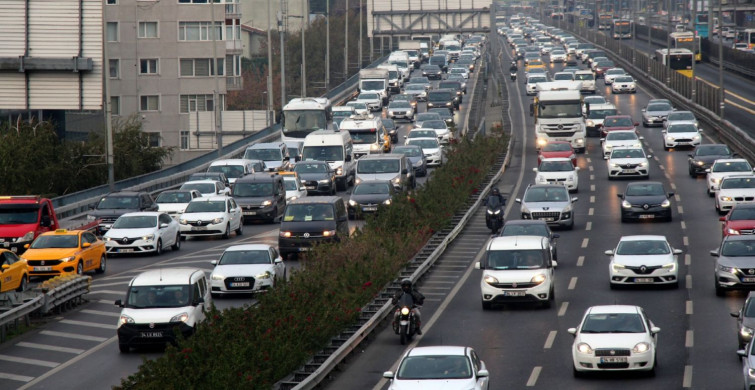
[[737, 338, 755, 388], [515, 184, 578, 230], [712, 235, 755, 296], [642, 102, 675, 127]]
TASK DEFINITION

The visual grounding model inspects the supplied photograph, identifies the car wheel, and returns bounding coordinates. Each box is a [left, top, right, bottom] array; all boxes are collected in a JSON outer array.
[[642, 121, 648, 128], [96, 255, 106, 274], [119, 343, 130, 353], [481, 300, 492, 310], [688, 166, 696, 177], [172, 234, 180, 250], [708, 188, 714, 198], [76, 262, 83, 275], [715, 281, 725, 296], [222, 224, 230, 239], [154, 239, 163, 256], [17, 275, 28, 292], [236, 220, 244, 235], [573, 366, 585, 378], [609, 282, 617, 290]]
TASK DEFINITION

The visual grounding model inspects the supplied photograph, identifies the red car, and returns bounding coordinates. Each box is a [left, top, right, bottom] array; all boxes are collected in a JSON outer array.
[[595, 60, 615, 78], [538, 141, 577, 166], [721, 204, 755, 237], [601, 115, 638, 138]]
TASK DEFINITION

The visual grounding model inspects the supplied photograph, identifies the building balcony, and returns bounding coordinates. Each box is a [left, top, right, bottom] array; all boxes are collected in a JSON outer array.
[[226, 76, 242, 90], [226, 39, 243, 54], [225, 3, 241, 19]]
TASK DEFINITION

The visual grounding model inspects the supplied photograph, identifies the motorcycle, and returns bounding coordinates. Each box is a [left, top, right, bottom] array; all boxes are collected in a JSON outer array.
[[485, 195, 505, 234], [392, 293, 419, 345], [510, 72, 517, 81]]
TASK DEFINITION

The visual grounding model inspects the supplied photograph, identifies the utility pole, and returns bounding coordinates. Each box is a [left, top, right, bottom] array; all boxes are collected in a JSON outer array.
[[666, 0, 672, 85], [102, 12, 114, 191], [210, 0, 222, 157], [344, 0, 349, 80], [326, 0, 330, 89], [279, 7, 286, 109], [718, 0, 724, 119], [301, 0, 307, 97], [358, 0, 363, 70], [267, 0, 274, 126]]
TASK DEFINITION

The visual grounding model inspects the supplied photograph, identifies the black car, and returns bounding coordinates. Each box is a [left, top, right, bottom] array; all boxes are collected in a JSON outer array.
[[499, 219, 559, 260], [438, 80, 464, 103], [392, 145, 428, 177], [421, 63, 444, 79], [688, 144, 735, 177], [232, 173, 286, 224], [293, 161, 336, 195], [278, 196, 349, 258], [188, 172, 230, 188], [618, 181, 674, 222], [347, 180, 397, 219], [382, 118, 399, 144], [87, 191, 158, 234], [426, 89, 459, 113], [428, 108, 454, 125]]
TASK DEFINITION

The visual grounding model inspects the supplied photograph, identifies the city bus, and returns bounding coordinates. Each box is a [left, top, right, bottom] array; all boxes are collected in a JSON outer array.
[[735, 29, 755, 50], [670, 31, 702, 62], [611, 19, 632, 39], [654, 48, 694, 78], [598, 13, 614, 30], [694, 13, 709, 38]]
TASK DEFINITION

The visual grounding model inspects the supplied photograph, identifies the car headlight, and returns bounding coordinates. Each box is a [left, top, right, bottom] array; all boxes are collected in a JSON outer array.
[[741, 326, 754, 338], [639, 162, 648, 168], [61, 256, 76, 262], [118, 314, 134, 327], [261, 200, 272, 206], [445, 102, 452, 106], [287, 196, 298, 202], [318, 179, 331, 184], [537, 175, 547, 183], [694, 160, 705, 166], [531, 274, 546, 284], [212, 217, 224, 224], [483, 275, 499, 285], [536, 138, 548, 147], [323, 230, 337, 237], [662, 262, 677, 272], [622, 200, 632, 209], [383, 199, 392, 205], [719, 264, 736, 273], [370, 144, 380, 151], [586, 120, 594, 127], [749, 368, 755, 378], [257, 271, 272, 279], [392, 177, 401, 185], [348, 200, 357, 206], [612, 263, 626, 272], [576, 342, 593, 354], [633, 342, 651, 353], [170, 312, 189, 322], [661, 199, 671, 207], [179, 218, 189, 225], [727, 228, 740, 235], [666, 136, 675, 141], [605, 145, 613, 151], [721, 196, 733, 202], [414, 159, 423, 167], [711, 177, 721, 184], [141, 234, 155, 241], [279, 231, 292, 238], [211, 274, 224, 280]]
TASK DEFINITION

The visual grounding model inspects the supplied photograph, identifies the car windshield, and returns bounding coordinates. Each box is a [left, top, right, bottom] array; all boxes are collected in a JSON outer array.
[[283, 204, 334, 222], [218, 250, 271, 265], [408, 139, 439, 149], [156, 192, 193, 204], [543, 143, 571, 152], [439, 82, 459, 90], [283, 179, 298, 191], [712, 161, 752, 172], [647, 103, 672, 112], [359, 93, 379, 100], [611, 149, 644, 159], [616, 239, 670, 255], [397, 355, 472, 380], [588, 109, 617, 119], [554, 73, 573, 80], [575, 73, 594, 80], [668, 112, 695, 121], [333, 111, 352, 118], [730, 207, 755, 221], [487, 249, 545, 270], [584, 97, 606, 105], [528, 77, 547, 83], [0, 209, 38, 225], [348, 131, 379, 145], [410, 78, 429, 84], [606, 69, 625, 75], [301, 146, 343, 162], [721, 240, 755, 257], [244, 149, 282, 161], [501, 224, 548, 237], [390, 102, 411, 109], [382, 119, 396, 129], [581, 313, 646, 333], [97, 196, 139, 209], [606, 132, 638, 141], [423, 120, 446, 129], [539, 160, 574, 171], [625, 183, 665, 196], [528, 68, 547, 75], [408, 131, 436, 139], [429, 109, 452, 118], [30, 235, 78, 249], [406, 84, 425, 92], [181, 183, 216, 194], [524, 187, 569, 202], [604, 117, 634, 127], [552, 50, 565, 55], [112, 215, 157, 229], [393, 146, 422, 157], [695, 145, 730, 156], [357, 159, 400, 174], [233, 183, 273, 197], [614, 76, 634, 82], [667, 124, 697, 133], [353, 182, 391, 195], [184, 201, 225, 213], [294, 162, 329, 173], [208, 165, 245, 178], [721, 177, 755, 189], [347, 102, 368, 110], [126, 285, 190, 309], [428, 91, 453, 100], [416, 114, 441, 122]]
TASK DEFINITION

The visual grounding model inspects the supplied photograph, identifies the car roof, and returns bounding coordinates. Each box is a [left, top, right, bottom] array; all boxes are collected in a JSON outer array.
[[488, 235, 548, 250], [105, 191, 142, 196], [540, 157, 573, 162], [223, 244, 274, 252], [617, 235, 668, 241], [183, 179, 221, 185], [406, 346, 468, 357], [247, 143, 284, 149], [189, 196, 229, 202], [289, 196, 342, 204], [586, 305, 640, 315], [504, 219, 549, 226], [40, 229, 84, 237], [130, 268, 205, 286], [119, 212, 162, 218], [235, 173, 282, 183]]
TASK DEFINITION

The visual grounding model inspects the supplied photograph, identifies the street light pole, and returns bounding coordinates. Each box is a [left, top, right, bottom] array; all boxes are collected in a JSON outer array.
[[279, 8, 286, 109], [267, 0, 274, 126], [666, 0, 672, 85], [344, 0, 349, 80], [358, 0, 363, 70], [326, 0, 330, 89], [718, 0, 725, 119], [102, 13, 115, 191], [301, 0, 307, 97], [210, 0, 222, 157]]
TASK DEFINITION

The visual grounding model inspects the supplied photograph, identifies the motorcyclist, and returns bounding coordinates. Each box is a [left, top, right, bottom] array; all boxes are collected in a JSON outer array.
[[509, 61, 518, 73], [486, 187, 506, 208], [392, 279, 425, 334]]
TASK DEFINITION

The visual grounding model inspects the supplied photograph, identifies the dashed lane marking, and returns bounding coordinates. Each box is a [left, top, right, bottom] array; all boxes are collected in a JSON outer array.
[[89, 281, 129, 289], [568, 277, 578, 290], [16, 342, 84, 354], [59, 319, 116, 330], [585, 222, 592, 231], [671, 182, 677, 191], [581, 238, 589, 248], [681, 221, 686, 230], [588, 165, 594, 171], [81, 309, 120, 317], [685, 254, 691, 266], [590, 184, 595, 192], [683, 365, 693, 388], [674, 193, 680, 201], [558, 302, 569, 317], [683, 236, 689, 246], [589, 196, 595, 203], [589, 174, 595, 181], [588, 208, 594, 216], [0, 373, 34, 382], [86, 290, 124, 296], [544, 331, 557, 349], [526, 366, 542, 386], [586, 158, 591, 163], [678, 205, 684, 214], [40, 331, 107, 342], [0, 355, 58, 368], [686, 275, 693, 289], [686, 300, 693, 315], [577, 256, 585, 267], [686, 330, 694, 347]]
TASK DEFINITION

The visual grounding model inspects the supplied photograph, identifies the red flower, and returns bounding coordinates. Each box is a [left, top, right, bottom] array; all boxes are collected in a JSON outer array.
[[472, 188, 479, 194], [362, 281, 372, 290]]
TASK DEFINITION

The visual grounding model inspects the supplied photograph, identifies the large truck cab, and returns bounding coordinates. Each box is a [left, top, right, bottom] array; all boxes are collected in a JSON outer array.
[[530, 82, 586, 153]]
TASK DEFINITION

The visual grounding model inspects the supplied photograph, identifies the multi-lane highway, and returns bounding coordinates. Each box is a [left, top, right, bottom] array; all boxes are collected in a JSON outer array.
[[322, 29, 750, 389], [0, 62, 482, 389]]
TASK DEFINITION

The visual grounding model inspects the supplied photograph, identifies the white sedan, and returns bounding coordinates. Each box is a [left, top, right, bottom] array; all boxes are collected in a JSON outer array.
[[569, 305, 660, 377], [706, 159, 755, 196], [407, 137, 443, 166], [611, 75, 637, 93], [104, 212, 181, 255], [209, 244, 286, 296], [605, 235, 681, 288], [533, 158, 580, 192], [601, 130, 643, 159], [606, 147, 651, 179], [603, 68, 626, 84], [179, 196, 243, 239], [715, 175, 755, 215], [383, 345, 490, 390], [550, 49, 567, 62], [155, 189, 203, 220], [662, 123, 701, 150]]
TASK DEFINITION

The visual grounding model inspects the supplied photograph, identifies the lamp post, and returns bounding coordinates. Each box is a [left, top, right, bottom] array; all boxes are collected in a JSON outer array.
[[301, 0, 307, 97], [326, 0, 330, 89], [210, 0, 222, 157], [344, 0, 349, 80], [718, 0, 724, 119], [666, 0, 672, 85], [267, 0, 274, 126], [278, 9, 286, 109]]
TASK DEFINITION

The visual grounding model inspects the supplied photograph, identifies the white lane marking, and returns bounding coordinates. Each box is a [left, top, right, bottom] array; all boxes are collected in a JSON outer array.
[[686, 330, 694, 347], [686, 300, 693, 315], [40, 331, 107, 342], [98, 299, 116, 305], [422, 280, 456, 284], [59, 319, 116, 330], [659, 164, 665, 171], [675, 193, 681, 201], [590, 184, 595, 192], [0, 355, 58, 368], [686, 275, 693, 289], [588, 165, 594, 171], [424, 298, 442, 302], [92, 275, 134, 281], [577, 256, 585, 267], [685, 254, 691, 266], [589, 195, 595, 203], [683, 236, 689, 246], [16, 342, 84, 354], [681, 221, 686, 230], [678, 205, 684, 214], [683, 365, 693, 388], [586, 157, 591, 163], [589, 174, 595, 181], [558, 302, 569, 317], [89, 281, 129, 288], [568, 277, 578, 290], [544, 331, 557, 349], [588, 208, 594, 216], [581, 238, 589, 248], [0, 372, 34, 382], [671, 182, 677, 191], [526, 366, 542, 386], [422, 292, 448, 296], [80, 309, 120, 318], [585, 222, 592, 231], [168, 259, 216, 265], [86, 290, 124, 296]]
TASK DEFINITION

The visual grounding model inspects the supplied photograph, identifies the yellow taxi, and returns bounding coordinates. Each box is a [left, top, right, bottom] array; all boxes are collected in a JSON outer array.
[[525, 59, 546, 75], [0, 249, 29, 292], [22, 229, 106, 277]]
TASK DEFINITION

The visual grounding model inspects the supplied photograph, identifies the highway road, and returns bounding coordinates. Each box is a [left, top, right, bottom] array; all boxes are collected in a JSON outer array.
[[0, 63, 481, 389], [323, 30, 750, 389]]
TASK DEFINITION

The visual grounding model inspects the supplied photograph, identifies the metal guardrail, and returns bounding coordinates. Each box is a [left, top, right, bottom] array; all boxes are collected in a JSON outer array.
[[40, 276, 92, 314]]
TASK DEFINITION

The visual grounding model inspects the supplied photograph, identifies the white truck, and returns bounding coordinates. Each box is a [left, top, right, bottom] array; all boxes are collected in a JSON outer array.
[[388, 51, 411, 81], [398, 41, 422, 68], [281, 97, 333, 142], [530, 81, 586, 153], [358, 68, 390, 105], [377, 64, 402, 94]]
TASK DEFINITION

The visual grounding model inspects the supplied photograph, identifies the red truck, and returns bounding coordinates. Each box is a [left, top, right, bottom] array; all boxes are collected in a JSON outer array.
[[0, 196, 99, 254]]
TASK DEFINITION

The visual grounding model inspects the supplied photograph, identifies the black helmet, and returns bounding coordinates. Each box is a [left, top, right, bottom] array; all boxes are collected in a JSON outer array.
[[401, 279, 412, 290], [492, 187, 500, 196]]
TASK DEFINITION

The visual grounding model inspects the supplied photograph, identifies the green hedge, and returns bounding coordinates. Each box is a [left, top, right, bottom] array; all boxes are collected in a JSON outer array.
[[116, 129, 508, 390]]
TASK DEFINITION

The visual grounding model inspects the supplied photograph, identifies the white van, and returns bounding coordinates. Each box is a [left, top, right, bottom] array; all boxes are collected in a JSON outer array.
[[115, 267, 212, 352], [302, 130, 356, 191], [338, 113, 389, 158], [388, 51, 411, 81], [208, 159, 259, 185], [377, 63, 403, 93]]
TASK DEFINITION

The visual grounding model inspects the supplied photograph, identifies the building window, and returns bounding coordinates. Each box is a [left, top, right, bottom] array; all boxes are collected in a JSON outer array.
[[180, 94, 217, 113], [145, 132, 161, 147], [110, 96, 120, 116], [140, 95, 160, 111], [107, 0, 117, 4], [108, 59, 119, 78], [179, 58, 224, 77], [138, 22, 159, 38], [106, 22, 119, 42], [139, 59, 159, 74], [180, 131, 190, 150], [178, 21, 223, 41], [178, 0, 220, 4]]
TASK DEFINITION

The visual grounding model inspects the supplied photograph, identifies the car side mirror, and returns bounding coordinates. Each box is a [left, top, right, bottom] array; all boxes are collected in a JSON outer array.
[[552, 233, 560, 239], [295, 155, 301, 162], [194, 297, 205, 306], [634, 122, 639, 126], [732, 311, 741, 318], [345, 155, 352, 162], [668, 192, 675, 197], [688, 154, 694, 158], [719, 216, 726, 221], [532, 167, 538, 172], [274, 257, 283, 264], [673, 249, 683, 255], [1, 264, 9, 270], [567, 328, 577, 335], [402, 169, 408, 174], [604, 250, 614, 256], [515, 198, 522, 203], [160, 223, 169, 229], [210, 260, 218, 266], [710, 250, 719, 257], [114, 299, 124, 307], [40, 215, 52, 227], [705, 168, 711, 173], [529, 103, 534, 116], [617, 193, 625, 199], [646, 154, 653, 159], [571, 197, 578, 203], [82, 242, 91, 248], [89, 204, 96, 210], [738, 350, 748, 358], [24, 244, 30, 249], [650, 327, 661, 334], [474, 261, 483, 270], [383, 371, 395, 379]]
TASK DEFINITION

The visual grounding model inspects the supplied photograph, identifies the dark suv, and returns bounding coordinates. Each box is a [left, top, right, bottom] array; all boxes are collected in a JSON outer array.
[[426, 89, 459, 113], [438, 81, 464, 103], [87, 191, 158, 234], [278, 196, 349, 259], [232, 173, 286, 224]]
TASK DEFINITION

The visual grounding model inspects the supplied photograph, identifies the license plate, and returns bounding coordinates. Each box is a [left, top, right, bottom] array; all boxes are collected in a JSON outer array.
[[119, 248, 134, 253], [743, 277, 755, 283], [243, 211, 256, 216], [298, 247, 311, 252], [542, 217, 555, 222], [306, 186, 316, 190], [635, 278, 654, 283], [622, 169, 636, 173], [503, 290, 525, 297], [230, 282, 250, 287], [141, 332, 163, 338], [191, 226, 207, 231], [35, 266, 52, 271], [600, 357, 627, 363], [639, 214, 655, 219], [363, 206, 377, 212]]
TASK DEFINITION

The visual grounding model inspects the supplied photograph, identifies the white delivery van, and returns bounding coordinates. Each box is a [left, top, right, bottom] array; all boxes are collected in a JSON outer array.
[[301, 130, 356, 191], [338, 113, 389, 158]]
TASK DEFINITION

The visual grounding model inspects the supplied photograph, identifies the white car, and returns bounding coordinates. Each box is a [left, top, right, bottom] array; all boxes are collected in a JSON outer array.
[[603, 68, 626, 84], [569, 305, 660, 377], [663, 110, 698, 129], [354, 92, 383, 112], [715, 175, 755, 215], [407, 137, 443, 166], [706, 159, 755, 196], [526, 75, 549, 96], [104, 212, 181, 255], [606, 147, 651, 179], [582, 95, 607, 116], [611, 75, 637, 93], [533, 158, 580, 192], [662, 123, 701, 150], [346, 101, 370, 115], [209, 244, 286, 296], [553, 71, 575, 81], [179, 196, 243, 239], [448, 67, 469, 79], [383, 346, 490, 390], [179, 179, 231, 198], [601, 130, 643, 159], [282, 174, 307, 202], [387, 101, 415, 121], [404, 84, 428, 101], [404, 129, 438, 145], [155, 189, 203, 220], [422, 120, 452, 144], [550, 49, 567, 62], [540, 43, 555, 55], [605, 235, 681, 288]]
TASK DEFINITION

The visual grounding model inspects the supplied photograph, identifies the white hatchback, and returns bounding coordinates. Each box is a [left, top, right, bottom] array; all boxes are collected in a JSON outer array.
[[606, 147, 651, 179], [383, 346, 490, 390], [605, 235, 681, 288], [533, 158, 580, 192], [209, 244, 286, 296], [662, 123, 701, 150], [706, 159, 755, 196], [601, 130, 643, 158], [179, 196, 243, 239], [104, 212, 181, 256]]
